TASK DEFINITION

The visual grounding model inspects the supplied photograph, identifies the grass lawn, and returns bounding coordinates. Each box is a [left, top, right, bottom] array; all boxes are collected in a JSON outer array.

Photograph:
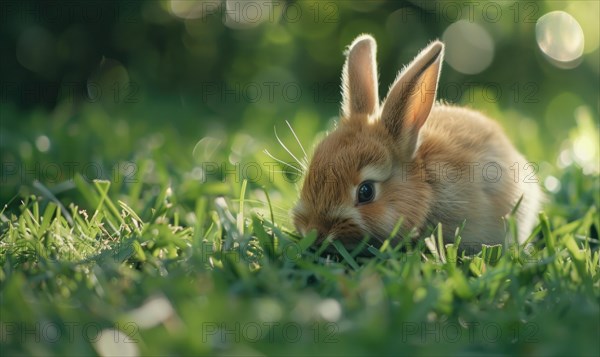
[[1, 1, 599, 356], [1, 105, 599, 356]]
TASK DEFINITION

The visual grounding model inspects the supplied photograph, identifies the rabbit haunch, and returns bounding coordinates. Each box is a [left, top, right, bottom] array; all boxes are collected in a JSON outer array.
[[292, 34, 541, 250]]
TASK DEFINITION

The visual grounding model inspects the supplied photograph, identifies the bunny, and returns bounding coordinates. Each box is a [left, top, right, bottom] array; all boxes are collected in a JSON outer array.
[[292, 34, 541, 252]]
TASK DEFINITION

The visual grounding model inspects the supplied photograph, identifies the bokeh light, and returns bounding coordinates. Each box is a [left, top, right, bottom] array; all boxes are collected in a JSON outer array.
[[169, 0, 207, 19], [571, 106, 599, 174], [536, 11, 585, 69], [442, 20, 494, 75], [35, 135, 51, 152], [94, 329, 139, 357], [126, 296, 175, 329], [544, 175, 561, 193], [317, 298, 342, 322]]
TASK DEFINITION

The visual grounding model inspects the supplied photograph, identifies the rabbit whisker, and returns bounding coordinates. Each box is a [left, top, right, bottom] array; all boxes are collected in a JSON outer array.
[[274, 125, 307, 171], [285, 120, 309, 167], [263, 149, 303, 173]]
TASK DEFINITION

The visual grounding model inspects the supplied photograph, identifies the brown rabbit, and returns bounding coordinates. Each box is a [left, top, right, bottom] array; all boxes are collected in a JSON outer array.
[[292, 34, 542, 251]]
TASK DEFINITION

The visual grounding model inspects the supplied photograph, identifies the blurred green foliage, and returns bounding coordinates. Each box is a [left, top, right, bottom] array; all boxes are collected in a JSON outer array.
[[1, 1, 599, 211]]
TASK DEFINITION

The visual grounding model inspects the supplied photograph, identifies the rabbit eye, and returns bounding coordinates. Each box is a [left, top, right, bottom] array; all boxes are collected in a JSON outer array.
[[357, 181, 375, 204]]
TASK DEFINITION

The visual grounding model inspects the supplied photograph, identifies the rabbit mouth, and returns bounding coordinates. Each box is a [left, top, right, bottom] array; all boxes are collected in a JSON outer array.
[[314, 233, 385, 256]]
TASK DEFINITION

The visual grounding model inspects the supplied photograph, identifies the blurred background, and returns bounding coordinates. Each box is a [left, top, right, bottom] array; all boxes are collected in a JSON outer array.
[[1, 0, 598, 221]]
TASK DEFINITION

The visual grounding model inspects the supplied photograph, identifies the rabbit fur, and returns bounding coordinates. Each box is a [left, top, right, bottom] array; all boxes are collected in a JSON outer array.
[[292, 34, 542, 251]]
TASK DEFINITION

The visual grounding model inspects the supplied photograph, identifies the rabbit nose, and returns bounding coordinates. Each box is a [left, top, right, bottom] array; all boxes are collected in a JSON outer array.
[[306, 220, 333, 243], [305, 226, 327, 241]]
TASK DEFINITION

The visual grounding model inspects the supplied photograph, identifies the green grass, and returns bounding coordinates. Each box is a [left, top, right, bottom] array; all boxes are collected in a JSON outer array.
[[2, 1, 599, 355], [1, 157, 599, 356], [1, 101, 599, 357]]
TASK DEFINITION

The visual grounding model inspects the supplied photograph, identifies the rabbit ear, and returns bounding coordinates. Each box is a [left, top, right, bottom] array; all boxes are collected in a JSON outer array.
[[380, 41, 444, 158], [341, 34, 379, 119]]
